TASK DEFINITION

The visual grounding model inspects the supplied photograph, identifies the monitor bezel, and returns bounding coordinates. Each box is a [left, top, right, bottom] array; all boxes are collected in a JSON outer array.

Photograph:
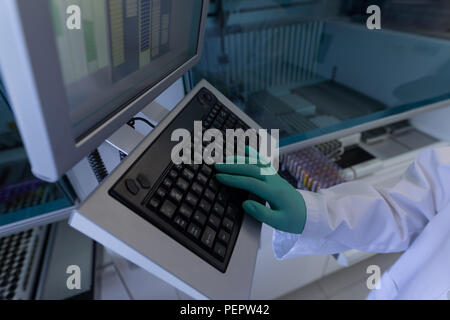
[[0, 0, 208, 182]]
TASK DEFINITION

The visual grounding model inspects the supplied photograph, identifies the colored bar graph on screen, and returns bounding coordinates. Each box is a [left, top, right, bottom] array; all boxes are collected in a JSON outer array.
[[50, 0, 111, 86], [151, 0, 161, 57], [161, 13, 169, 45], [108, 0, 140, 82], [108, 0, 126, 68], [151, 0, 171, 59], [92, 0, 110, 70], [83, 20, 98, 63], [139, 0, 171, 68], [139, 0, 151, 68], [50, 0, 173, 85], [80, 0, 100, 73], [50, 0, 88, 84], [160, 0, 171, 53], [126, 0, 138, 18]]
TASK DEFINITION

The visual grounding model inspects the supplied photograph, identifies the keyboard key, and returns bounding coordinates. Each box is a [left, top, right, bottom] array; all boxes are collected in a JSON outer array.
[[218, 229, 230, 244], [202, 91, 213, 103], [125, 179, 139, 195], [208, 214, 221, 229], [201, 165, 213, 177], [156, 187, 167, 199], [191, 182, 203, 195], [203, 189, 215, 202], [228, 115, 237, 124], [212, 203, 225, 217], [179, 204, 193, 219], [219, 110, 229, 119], [208, 179, 219, 192], [187, 223, 202, 239], [213, 243, 226, 259], [225, 119, 235, 129], [223, 123, 232, 130], [198, 199, 211, 213], [222, 217, 234, 231], [226, 205, 238, 219], [174, 216, 188, 230], [197, 173, 208, 185], [216, 191, 228, 205], [187, 164, 200, 172], [212, 120, 221, 129], [182, 168, 195, 181], [162, 178, 173, 189], [201, 227, 216, 249], [185, 192, 199, 208], [147, 198, 160, 210], [137, 174, 151, 189], [169, 169, 178, 180], [176, 178, 189, 191], [160, 200, 177, 220], [173, 164, 183, 172], [169, 188, 183, 203], [216, 116, 225, 125], [193, 210, 207, 226]]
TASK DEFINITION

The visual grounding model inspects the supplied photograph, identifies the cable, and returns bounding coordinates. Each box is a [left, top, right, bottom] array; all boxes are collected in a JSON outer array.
[[87, 149, 108, 183], [127, 117, 155, 129], [122, 117, 154, 162]]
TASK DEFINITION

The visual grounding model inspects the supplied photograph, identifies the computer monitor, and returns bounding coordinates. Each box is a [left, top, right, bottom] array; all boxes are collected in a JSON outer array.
[[0, 0, 208, 182]]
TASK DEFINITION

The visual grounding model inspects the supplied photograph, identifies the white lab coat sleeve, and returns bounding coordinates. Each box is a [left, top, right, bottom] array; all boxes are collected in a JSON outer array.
[[273, 147, 450, 260]]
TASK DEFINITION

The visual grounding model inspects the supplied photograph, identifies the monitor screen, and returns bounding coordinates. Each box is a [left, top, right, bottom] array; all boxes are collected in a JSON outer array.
[[49, 0, 203, 140]]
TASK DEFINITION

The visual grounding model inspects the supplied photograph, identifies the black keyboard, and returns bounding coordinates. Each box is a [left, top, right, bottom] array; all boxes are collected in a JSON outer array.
[[109, 88, 261, 272]]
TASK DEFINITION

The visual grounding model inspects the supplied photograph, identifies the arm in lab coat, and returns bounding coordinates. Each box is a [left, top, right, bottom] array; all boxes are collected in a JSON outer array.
[[273, 147, 450, 259]]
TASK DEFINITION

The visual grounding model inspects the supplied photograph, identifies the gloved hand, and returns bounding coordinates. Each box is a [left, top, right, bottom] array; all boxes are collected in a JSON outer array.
[[214, 146, 307, 234]]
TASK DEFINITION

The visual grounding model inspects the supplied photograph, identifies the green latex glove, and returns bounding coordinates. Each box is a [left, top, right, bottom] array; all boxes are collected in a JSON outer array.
[[214, 146, 307, 234]]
